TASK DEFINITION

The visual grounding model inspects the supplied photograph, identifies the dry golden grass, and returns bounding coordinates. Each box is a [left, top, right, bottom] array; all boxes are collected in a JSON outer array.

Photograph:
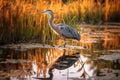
[[103, 31, 120, 49], [0, 0, 120, 44]]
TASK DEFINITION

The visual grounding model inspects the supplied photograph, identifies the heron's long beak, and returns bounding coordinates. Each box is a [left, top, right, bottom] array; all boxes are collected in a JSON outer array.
[[42, 10, 46, 14], [41, 11, 44, 14]]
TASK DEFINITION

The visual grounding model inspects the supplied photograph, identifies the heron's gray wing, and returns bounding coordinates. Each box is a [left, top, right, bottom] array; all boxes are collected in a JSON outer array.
[[56, 23, 80, 40]]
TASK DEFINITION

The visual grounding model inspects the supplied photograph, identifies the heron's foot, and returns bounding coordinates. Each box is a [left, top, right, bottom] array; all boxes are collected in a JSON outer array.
[[83, 46, 87, 49], [84, 46, 86, 48], [51, 45, 55, 47], [42, 44, 45, 46]]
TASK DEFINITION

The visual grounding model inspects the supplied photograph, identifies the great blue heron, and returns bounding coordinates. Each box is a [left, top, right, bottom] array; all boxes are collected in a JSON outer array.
[[42, 10, 80, 46]]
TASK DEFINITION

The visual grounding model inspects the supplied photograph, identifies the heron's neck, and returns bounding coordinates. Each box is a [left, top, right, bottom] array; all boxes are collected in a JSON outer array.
[[48, 13, 54, 28]]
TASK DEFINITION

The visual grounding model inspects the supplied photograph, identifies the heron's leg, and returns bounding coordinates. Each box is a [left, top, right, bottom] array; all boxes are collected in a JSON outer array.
[[63, 38, 66, 47], [77, 40, 80, 46], [63, 49, 66, 56]]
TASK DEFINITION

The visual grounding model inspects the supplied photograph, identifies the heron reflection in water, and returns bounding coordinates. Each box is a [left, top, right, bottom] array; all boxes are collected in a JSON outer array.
[[33, 49, 80, 80], [42, 10, 80, 46]]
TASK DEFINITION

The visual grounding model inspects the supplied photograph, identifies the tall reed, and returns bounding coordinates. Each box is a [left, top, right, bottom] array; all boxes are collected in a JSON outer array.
[[0, 0, 119, 44]]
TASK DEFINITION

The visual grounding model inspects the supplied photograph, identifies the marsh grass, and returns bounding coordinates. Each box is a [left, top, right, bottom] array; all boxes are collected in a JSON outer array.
[[0, 0, 119, 44]]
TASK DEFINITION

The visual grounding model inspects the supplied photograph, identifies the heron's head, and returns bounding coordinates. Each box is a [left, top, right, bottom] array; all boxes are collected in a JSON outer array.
[[42, 10, 53, 14]]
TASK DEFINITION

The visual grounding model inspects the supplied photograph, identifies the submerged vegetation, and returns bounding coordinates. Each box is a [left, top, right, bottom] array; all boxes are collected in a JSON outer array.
[[0, 0, 120, 44]]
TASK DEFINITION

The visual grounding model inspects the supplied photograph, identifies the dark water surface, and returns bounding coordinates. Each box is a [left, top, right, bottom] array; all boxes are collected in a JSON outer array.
[[0, 25, 120, 80]]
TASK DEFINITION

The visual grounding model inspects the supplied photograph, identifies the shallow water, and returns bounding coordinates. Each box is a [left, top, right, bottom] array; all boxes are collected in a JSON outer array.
[[0, 25, 120, 80]]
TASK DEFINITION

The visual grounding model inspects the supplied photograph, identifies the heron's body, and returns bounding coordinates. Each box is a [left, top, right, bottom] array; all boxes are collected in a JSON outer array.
[[55, 23, 80, 40], [42, 10, 80, 45]]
